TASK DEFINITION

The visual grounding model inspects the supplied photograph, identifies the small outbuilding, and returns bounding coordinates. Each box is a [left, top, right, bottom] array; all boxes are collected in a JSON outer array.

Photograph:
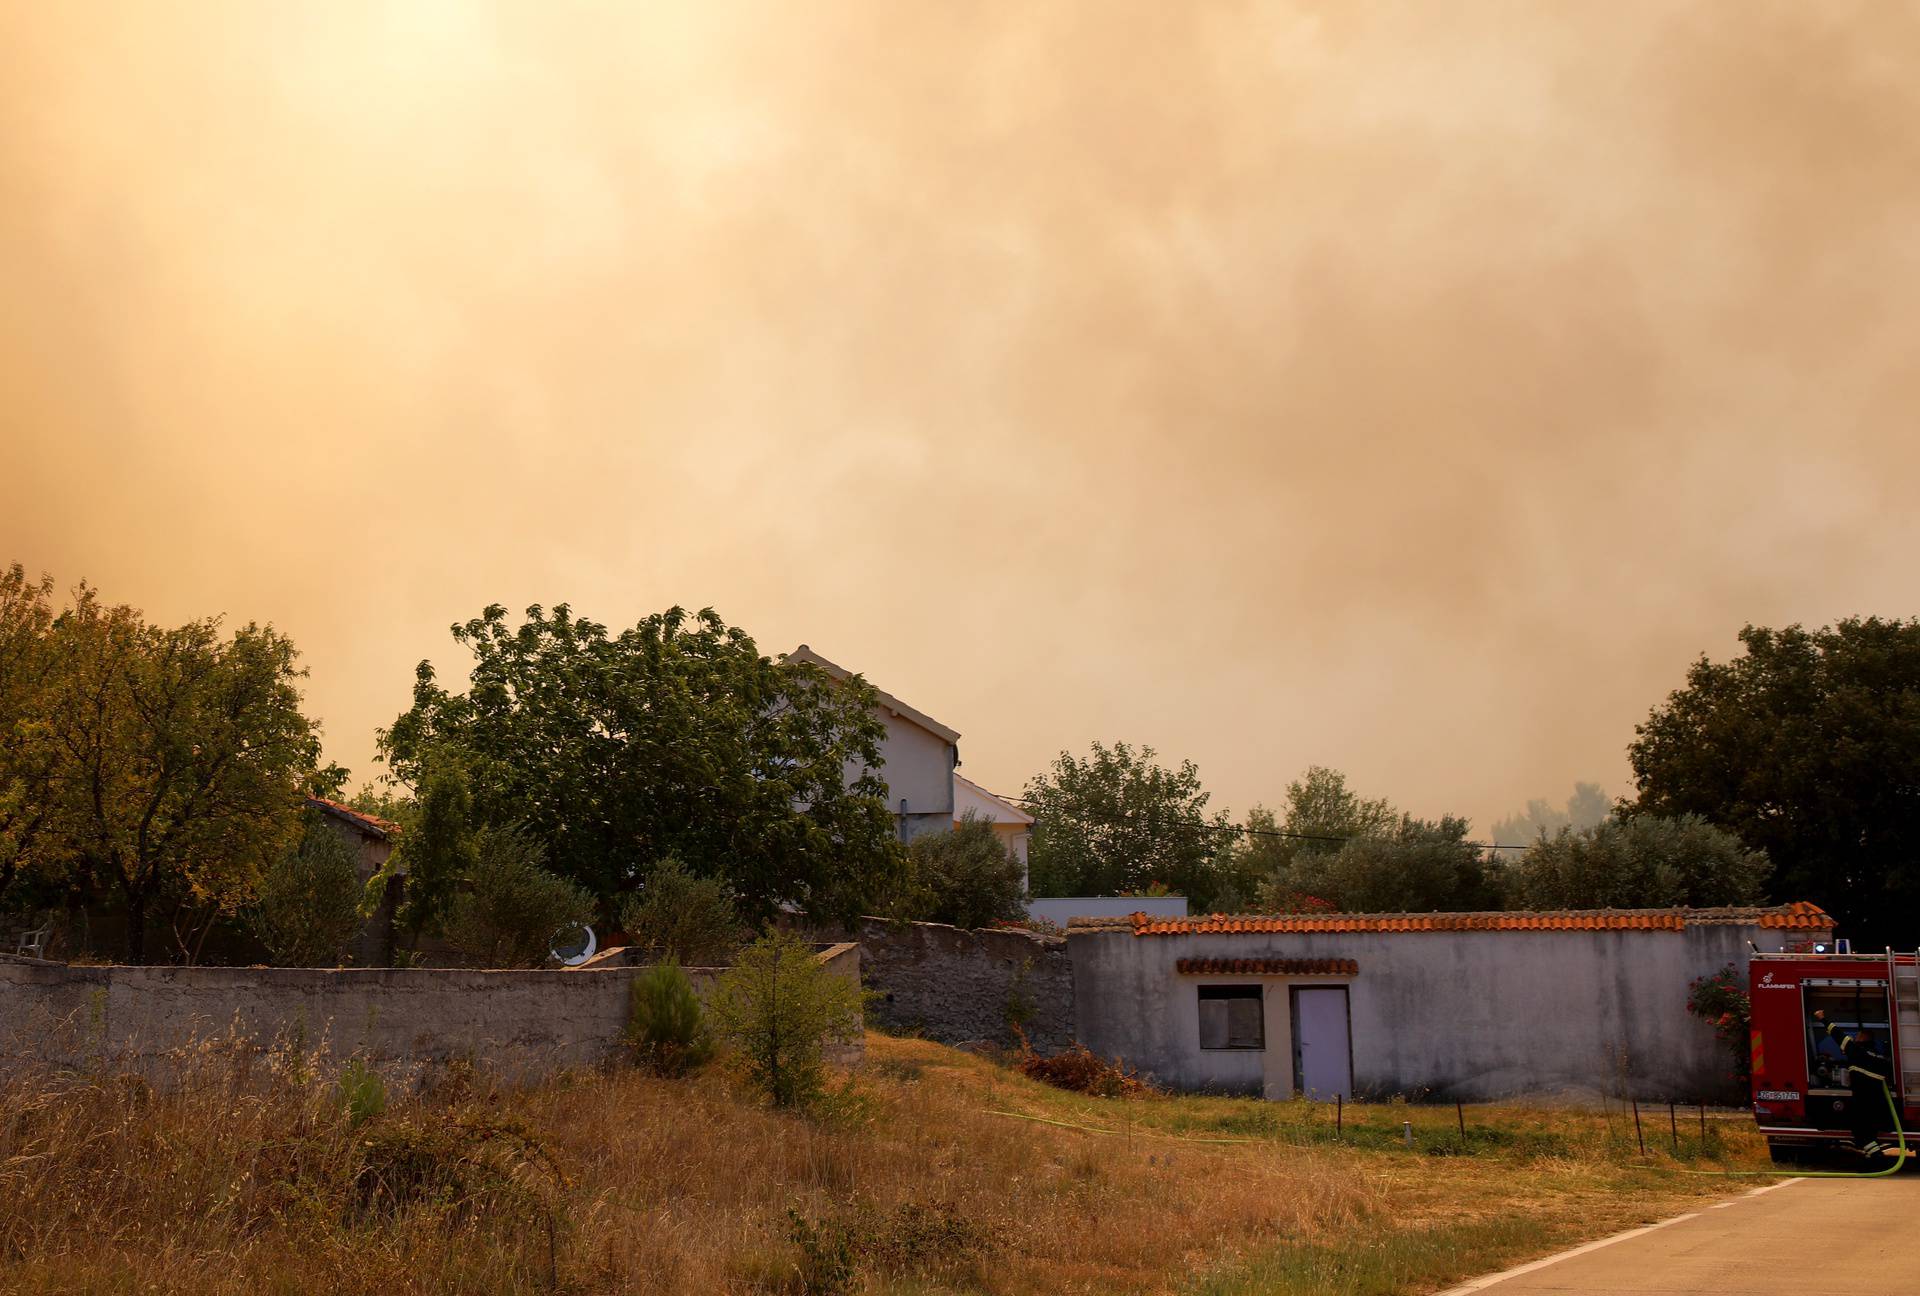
[[1068, 902, 1834, 1103]]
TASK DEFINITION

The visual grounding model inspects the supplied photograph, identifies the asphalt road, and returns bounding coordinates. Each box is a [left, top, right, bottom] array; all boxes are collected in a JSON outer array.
[[1436, 1172, 1920, 1296]]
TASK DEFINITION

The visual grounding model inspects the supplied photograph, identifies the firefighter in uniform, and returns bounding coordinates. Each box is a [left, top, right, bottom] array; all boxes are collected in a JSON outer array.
[[1814, 1011, 1894, 1157]]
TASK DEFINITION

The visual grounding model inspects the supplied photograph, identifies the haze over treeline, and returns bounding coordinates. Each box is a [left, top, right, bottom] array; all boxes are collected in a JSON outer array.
[[5, 3, 1918, 832]]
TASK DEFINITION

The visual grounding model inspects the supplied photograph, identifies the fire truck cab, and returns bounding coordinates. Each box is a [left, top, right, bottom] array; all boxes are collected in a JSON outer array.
[[1749, 949, 1920, 1162]]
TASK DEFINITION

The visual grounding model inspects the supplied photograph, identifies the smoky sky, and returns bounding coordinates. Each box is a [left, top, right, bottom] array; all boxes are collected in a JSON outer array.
[[4, 2, 1918, 836]]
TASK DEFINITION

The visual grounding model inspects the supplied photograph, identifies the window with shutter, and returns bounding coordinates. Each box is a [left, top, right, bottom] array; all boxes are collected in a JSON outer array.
[[1197, 984, 1263, 1050]]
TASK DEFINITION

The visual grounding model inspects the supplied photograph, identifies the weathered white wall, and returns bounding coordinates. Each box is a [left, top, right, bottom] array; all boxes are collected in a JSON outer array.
[[1070, 923, 1799, 1101], [854, 712, 956, 841]]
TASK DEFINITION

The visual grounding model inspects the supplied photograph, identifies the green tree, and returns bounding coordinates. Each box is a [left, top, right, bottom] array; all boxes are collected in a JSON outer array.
[[1489, 781, 1610, 846], [1502, 814, 1770, 910], [893, 812, 1027, 930], [36, 586, 322, 962], [380, 603, 903, 921], [619, 855, 744, 966], [626, 959, 713, 1075], [709, 927, 865, 1108], [1285, 813, 1498, 913], [1024, 742, 1233, 906], [441, 824, 597, 968], [0, 564, 59, 909], [1628, 619, 1920, 947], [1231, 767, 1399, 908], [369, 758, 480, 948], [255, 810, 365, 966]]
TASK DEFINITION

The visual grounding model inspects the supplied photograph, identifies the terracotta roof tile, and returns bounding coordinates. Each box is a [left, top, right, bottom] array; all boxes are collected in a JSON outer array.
[[1099, 902, 1830, 937], [305, 796, 401, 840], [1177, 957, 1358, 976]]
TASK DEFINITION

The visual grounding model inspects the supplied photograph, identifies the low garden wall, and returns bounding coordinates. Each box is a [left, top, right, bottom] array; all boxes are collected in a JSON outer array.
[[856, 918, 1074, 1053], [0, 944, 862, 1081]]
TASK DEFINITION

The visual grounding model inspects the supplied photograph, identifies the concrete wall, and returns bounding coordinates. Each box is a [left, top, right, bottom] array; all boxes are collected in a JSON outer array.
[[858, 918, 1073, 1053], [1070, 923, 1793, 1102], [1027, 896, 1189, 926], [1, 943, 864, 1080]]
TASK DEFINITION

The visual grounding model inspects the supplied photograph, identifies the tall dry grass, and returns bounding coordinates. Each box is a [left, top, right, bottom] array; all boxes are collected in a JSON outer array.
[[0, 1032, 1769, 1296]]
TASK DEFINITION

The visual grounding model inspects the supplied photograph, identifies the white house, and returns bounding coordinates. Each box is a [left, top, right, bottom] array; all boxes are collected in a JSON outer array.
[[953, 771, 1034, 890], [786, 645, 961, 844]]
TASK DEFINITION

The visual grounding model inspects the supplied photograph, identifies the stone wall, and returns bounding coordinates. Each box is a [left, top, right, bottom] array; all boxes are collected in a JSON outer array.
[[856, 919, 1073, 1053], [0, 943, 863, 1081]]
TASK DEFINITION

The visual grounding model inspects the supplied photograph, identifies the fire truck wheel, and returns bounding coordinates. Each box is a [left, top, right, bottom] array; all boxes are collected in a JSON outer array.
[[1767, 1141, 1814, 1166]]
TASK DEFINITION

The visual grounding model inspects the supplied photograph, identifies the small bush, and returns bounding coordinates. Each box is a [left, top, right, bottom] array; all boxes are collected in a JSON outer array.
[[890, 813, 1027, 929], [442, 825, 598, 968], [709, 928, 864, 1108], [627, 959, 713, 1075], [335, 1059, 387, 1128], [254, 810, 364, 966], [1017, 1041, 1149, 1098], [619, 855, 744, 966]]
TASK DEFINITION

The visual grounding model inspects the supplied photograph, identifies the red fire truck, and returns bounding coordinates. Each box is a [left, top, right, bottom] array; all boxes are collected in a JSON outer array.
[[1749, 948, 1920, 1162]]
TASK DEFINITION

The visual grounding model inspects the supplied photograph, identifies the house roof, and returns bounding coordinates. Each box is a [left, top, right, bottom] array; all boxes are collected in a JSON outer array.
[[1178, 957, 1358, 976], [305, 796, 401, 841], [1070, 900, 1832, 937], [785, 644, 962, 745], [953, 772, 1034, 826]]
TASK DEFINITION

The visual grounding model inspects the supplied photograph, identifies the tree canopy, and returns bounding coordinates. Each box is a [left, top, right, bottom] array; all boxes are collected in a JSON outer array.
[[379, 602, 904, 923], [0, 570, 326, 960], [1627, 619, 1920, 948], [894, 812, 1028, 930], [1024, 742, 1234, 907], [1502, 814, 1770, 910]]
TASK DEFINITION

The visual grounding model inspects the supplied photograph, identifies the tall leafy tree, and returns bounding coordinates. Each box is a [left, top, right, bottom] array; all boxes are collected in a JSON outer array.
[[1024, 741, 1233, 905], [36, 587, 322, 961], [0, 564, 59, 908], [379, 603, 902, 922], [1628, 619, 1920, 947], [1286, 813, 1499, 913], [1502, 814, 1770, 910]]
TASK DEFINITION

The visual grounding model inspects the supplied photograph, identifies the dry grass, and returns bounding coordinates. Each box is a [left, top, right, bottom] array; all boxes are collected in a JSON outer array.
[[0, 1031, 1777, 1295]]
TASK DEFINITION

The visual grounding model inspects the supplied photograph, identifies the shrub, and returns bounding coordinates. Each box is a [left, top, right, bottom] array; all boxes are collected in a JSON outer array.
[[254, 810, 364, 966], [619, 855, 743, 966], [709, 928, 864, 1108], [442, 825, 597, 968], [893, 813, 1027, 930], [335, 1058, 387, 1128], [1017, 1041, 1149, 1098], [627, 959, 713, 1075], [1687, 963, 1752, 1084]]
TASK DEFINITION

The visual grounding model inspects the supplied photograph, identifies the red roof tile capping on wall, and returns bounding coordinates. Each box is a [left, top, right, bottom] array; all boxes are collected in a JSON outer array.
[[1175, 957, 1359, 976], [304, 795, 402, 840], [1124, 902, 1831, 937]]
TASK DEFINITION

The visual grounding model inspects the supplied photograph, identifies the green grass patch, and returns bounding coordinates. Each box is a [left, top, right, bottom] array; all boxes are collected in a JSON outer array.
[[1189, 1215, 1559, 1296]]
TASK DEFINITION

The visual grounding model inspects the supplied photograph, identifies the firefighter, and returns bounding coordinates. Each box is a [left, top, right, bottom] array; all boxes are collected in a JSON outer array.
[[1813, 1011, 1895, 1157]]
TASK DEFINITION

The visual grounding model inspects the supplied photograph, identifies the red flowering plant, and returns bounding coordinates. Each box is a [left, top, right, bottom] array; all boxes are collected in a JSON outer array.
[[1686, 964, 1752, 1084]]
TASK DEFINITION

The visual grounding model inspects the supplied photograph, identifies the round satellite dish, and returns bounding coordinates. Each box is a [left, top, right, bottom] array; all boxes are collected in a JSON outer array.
[[551, 924, 597, 967]]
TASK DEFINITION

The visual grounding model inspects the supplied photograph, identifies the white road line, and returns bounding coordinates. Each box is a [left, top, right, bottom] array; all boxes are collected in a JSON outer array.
[[1429, 1179, 1804, 1296]]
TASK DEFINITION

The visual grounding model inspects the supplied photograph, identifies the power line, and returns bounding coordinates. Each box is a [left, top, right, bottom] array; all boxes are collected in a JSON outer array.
[[983, 788, 1540, 852]]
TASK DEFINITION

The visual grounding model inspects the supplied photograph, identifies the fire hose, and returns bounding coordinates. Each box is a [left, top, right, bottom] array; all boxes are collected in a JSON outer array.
[[1689, 1075, 1908, 1180]]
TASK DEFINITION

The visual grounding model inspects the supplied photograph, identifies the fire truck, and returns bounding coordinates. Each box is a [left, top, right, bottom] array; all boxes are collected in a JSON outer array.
[[1749, 947, 1920, 1162]]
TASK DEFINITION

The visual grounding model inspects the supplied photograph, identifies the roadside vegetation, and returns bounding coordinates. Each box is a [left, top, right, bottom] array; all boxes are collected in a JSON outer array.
[[0, 1029, 1774, 1296]]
